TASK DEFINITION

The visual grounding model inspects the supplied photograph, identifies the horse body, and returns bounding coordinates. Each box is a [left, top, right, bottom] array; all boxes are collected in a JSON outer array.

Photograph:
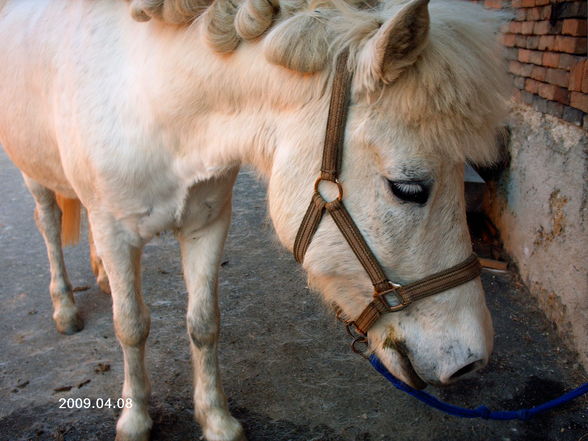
[[0, 0, 508, 439]]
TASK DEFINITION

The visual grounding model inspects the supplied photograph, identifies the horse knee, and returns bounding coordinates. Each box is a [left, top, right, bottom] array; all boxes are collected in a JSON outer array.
[[114, 309, 151, 347], [187, 318, 218, 349]]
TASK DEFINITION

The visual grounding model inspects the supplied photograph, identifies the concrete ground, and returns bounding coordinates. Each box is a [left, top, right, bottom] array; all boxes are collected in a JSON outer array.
[[0, 148, 586, 441]]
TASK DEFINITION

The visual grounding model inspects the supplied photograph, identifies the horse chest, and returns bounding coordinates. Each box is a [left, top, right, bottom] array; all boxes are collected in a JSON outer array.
[[82, 149, 234, 241]]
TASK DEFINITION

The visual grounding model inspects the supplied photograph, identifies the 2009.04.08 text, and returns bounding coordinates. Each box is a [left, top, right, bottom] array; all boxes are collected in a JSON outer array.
[[58, 397, 133, 409]]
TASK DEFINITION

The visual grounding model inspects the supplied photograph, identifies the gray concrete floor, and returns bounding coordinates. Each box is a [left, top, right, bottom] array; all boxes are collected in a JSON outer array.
[[0, 148, 586, 441]]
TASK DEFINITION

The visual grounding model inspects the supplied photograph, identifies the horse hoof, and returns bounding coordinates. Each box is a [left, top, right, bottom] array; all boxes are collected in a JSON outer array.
[[54, 311, 84, 335], [116, 409, 152, 441], [202, 415, 246, 441]]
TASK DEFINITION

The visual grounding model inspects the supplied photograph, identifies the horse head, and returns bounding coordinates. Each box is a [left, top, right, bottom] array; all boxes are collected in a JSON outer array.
[[265, 0, 508, 388]]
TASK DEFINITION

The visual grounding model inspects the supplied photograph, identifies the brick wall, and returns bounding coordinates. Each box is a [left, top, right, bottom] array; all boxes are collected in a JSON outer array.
[[481, 0, 587, 128], [475, 0, 588, 367]]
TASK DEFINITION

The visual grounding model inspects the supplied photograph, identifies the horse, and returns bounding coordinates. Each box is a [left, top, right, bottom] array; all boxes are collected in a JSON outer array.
[[0, 0, 509, 439]]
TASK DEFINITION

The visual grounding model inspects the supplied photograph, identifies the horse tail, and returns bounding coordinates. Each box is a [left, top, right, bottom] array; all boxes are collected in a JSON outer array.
[[56, 195, 81, 246]]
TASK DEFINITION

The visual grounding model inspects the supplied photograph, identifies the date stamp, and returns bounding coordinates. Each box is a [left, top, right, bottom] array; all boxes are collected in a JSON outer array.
[[58, 397, 133, 409]]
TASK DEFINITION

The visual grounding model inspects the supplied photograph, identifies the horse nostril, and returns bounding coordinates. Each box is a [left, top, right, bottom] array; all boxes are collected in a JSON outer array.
[[449, 359, 485, 381]]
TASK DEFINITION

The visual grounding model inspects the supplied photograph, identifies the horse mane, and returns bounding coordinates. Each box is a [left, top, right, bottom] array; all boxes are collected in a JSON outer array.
[[128, 0, 210, 24], [127, 0, 509, 164]]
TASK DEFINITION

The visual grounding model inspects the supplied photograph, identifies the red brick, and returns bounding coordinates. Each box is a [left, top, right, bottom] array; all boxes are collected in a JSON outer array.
[[537, 82, 569, 104], [515, 8, 527, 21], [526, 7, 541, 21], [518, 49, 531, 63], [562, 19, 587, 37], [519, 49, 544, 65], [527, 36, 540, 49], [570, 91, 588, 112], [534, 20, 563, 35], [511, 0, 523, 7], [521, 0, 535, 6], [543, 52, 560, 68], [516, 35, 539, 49], [522, 21, 535, 35], [555, 36, 588, 54], [502, 33, 516, 47], [531, 65, 547, 81], [569, 60, 587, 91], [535, 0, 549, 5], [526, 5, 552, 21], [525, 78, 542, 94], [484, 0, 503, 9], [509, 60, 534, 77], [583, 71, 588, 93], [545, 68, 570, 88], [559, 54, 584, 71], [538, 35, 556, 50], [510, 21, 523, 33], [534, 21, 551, 35]]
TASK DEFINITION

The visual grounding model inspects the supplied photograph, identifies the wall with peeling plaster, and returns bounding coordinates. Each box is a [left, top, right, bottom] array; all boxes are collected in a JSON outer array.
[[484, 103, 587, 368]]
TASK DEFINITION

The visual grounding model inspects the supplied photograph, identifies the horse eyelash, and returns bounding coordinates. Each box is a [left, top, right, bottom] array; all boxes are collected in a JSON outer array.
[[387, 180, 430, 204], [392, 182, 422, 194]]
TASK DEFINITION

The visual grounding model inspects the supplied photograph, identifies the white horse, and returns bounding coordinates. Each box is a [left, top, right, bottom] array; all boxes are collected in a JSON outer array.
[[0, 0, 508, 439]]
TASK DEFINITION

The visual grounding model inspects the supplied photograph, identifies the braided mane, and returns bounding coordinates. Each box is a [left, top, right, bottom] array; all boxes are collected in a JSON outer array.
[[127, 0, 372, 57]]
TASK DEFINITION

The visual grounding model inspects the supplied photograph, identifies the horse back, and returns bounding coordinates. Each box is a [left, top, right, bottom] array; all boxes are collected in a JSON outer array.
[[0, 0, 75, 194], [0, 0, 138, 198]]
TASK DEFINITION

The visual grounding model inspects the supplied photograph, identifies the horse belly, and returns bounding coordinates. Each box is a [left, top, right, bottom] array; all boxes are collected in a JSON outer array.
[[0, 0, 75, 196]]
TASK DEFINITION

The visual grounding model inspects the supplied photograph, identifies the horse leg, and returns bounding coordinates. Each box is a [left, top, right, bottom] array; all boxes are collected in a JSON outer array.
[[88, 214, 151, 441], [88, 219, 111, 294], [178, 188, 245, 441], [22, 174, 83, 334]]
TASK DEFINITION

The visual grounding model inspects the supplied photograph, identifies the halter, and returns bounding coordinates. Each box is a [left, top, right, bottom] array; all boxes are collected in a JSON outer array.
[[293, 49, 481, 337]]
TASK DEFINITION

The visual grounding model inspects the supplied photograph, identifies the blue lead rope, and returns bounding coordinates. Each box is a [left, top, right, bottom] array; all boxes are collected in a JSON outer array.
[[369, 354, 588, 420]]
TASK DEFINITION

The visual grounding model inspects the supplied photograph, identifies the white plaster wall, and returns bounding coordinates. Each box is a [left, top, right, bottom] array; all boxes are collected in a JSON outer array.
[[484, 103, 588, 368]]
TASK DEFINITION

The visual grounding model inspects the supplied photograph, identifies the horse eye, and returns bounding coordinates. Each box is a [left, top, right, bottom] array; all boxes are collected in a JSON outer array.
[[387, 180, 429, 205]]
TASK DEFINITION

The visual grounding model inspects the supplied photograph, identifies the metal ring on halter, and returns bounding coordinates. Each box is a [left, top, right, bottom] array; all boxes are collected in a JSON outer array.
[[351, 336, 369, 359], [314, 177, 343, 202]]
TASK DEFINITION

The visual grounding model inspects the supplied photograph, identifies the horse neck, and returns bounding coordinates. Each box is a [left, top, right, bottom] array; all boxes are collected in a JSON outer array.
[[140, 22, 331, 180]]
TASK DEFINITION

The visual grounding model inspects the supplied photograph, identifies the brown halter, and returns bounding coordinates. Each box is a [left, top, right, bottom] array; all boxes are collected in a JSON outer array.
[[293, 49, 481, 336]]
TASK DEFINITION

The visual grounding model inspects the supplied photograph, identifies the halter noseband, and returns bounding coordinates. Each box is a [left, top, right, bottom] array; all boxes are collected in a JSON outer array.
[[293, 49, 481, 336]]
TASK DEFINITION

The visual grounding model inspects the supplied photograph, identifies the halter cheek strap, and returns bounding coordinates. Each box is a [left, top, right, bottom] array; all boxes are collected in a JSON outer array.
[[293, 49, 481, 336]]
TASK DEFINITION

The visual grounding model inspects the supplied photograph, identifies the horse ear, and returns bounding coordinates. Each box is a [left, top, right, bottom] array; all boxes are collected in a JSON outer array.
[[366, 0, 430, 84]]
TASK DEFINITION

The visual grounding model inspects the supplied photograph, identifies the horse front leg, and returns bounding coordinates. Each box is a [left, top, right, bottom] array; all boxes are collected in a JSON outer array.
[[178, 195, 245, 441], [89, 214, 152, 441]]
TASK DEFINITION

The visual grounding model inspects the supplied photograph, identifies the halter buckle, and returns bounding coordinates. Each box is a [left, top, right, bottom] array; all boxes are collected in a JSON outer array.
[[376, 284, 408, 312]]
